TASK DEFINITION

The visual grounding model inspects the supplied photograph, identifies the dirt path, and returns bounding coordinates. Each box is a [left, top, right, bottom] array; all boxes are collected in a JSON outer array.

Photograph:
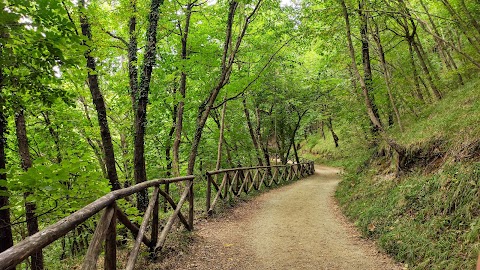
[[154, 166, 402, 270]]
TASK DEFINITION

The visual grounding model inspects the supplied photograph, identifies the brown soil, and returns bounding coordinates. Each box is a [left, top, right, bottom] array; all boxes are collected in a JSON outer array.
[[150, 166, 403, 270]]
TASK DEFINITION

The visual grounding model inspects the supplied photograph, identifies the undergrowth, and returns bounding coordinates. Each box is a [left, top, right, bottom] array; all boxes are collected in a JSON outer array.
[[337, 163, 480, 269], [310, 78, 480, 269]]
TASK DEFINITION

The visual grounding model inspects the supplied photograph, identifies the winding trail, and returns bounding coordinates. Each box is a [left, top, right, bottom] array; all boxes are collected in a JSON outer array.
[[154, 166, 402, 270]]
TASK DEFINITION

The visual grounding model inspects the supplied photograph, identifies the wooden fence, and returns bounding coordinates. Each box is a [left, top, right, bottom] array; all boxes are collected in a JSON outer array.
[[206, 162, 315, 215], [0, 161, 314, 270]]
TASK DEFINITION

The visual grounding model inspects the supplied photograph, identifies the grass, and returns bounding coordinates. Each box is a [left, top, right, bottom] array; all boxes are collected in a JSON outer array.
[[336, 163, 480, 269], [391, 79, 480, 147], [310, 77, 480, 269]]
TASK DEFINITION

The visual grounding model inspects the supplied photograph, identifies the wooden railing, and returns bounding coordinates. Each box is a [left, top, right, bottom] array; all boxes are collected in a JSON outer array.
[[0, 176, 195, 270], [206, 161, 315, 215], [0, 161, 315, 270]]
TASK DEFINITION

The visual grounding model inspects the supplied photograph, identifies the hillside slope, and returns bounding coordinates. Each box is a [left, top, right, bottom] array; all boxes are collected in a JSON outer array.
[[307, 79, 480, 269]]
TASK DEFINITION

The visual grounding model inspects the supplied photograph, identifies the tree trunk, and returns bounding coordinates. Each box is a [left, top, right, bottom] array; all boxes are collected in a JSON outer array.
[[285, 109, 306, 163], [243, 98, 263, 166], [459, 0, 480, 38], [186, 0, 262, 175], [173, 3, 194, 177], [0, 67, 13, 254], [415, 34, 441, 82], [400, 1, 442, 101], [414, 15, 480, 69], [341, 0, 411, 172], [254, 107, 271, 170], [79, 0, 121, 191], [412, 39, 442, 100], [419, 0, 464, 85], [419, 0, 450, 70], [15, 109, 44, 270], [78, 96, 108, 178], [326, 117, 339, 147], [341, 0, 382, 131], [165, 86, 177, 178], [215, 98, 227, 170], [407, 40, 425, 102], [128, 0, 139, 112], [42, 112, 62, 163], [372, 21, 403, 132], [358, 0, 382, 132], [42, 112, 67, 259], [292, 140, 300, 164], [440, 0, 480, 53], [319, 121, 326, 140], [133, 0, 163, 211]]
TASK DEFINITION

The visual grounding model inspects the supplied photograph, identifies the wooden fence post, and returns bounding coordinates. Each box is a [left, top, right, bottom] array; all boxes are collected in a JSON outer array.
[[126, 187, 159, 270], [163, 183, 169, 213], [82, 206, 115, 270], [104, 204, 116, 270], [151, 186, 159, 252], [206, 172, 211, 214], [188, 177, 194, 230]]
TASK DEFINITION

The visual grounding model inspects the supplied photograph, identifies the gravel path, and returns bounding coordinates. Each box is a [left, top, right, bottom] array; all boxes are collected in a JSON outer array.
[[152, 166, 402, 270]]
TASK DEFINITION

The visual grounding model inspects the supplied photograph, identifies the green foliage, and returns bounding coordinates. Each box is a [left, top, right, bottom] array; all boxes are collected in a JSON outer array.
[[1, 0, 480, 267]]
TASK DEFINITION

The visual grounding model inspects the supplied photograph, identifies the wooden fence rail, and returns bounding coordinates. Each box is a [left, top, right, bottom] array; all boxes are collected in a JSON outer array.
[[206, 162, 314, 215], [0, 161, 314, 270]]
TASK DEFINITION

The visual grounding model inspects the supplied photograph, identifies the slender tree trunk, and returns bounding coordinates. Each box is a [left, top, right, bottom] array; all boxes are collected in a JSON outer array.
[[372, 22, 403, 131], [42, 111, 71, 259], [254, 107, 269, 169], [128, 0, 139, 112], [359, 1, 380, 116], [415, 34, 441, 82], [319, 121, 326, 140], [285, 110, 306, 163], [440, 0, 480, 53], [419, 0, 464, 84], [15, 109, 44, 270], [186, 0, 262, 175], [165, 88, 177, 178], [78, 96, 108, 178], [343, 0, 382, 131], [419, 0, 450, 70], [326, 117, 339, 147], [358, 0, 382, 132], [223, 139, 235, 168], [412, 39, 442, 100], [42, 112, 62, 163], [407, 40, 425, 102], [172, 4, 194, 178], [243, 98, 263, 166], [399, 2, 442, 101], [342, 0, 410, 171], [459, 0, 480, 38], [292, 140, 300, 164], [253, 108, 271, 169], [79, 0, 121, 190], [215, 98, 227, 170], [415, 15, 480, 69], [120, 133, 132, 184], [0, 66, 13, 254], [133, 0, 163, 211]]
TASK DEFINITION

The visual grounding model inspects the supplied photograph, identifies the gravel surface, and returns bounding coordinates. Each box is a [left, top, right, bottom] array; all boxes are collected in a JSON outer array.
[[151, 166, 403, 270]]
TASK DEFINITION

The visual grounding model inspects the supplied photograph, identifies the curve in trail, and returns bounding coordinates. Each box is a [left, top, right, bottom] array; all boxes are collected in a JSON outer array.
[[154, 166, 401, 270]]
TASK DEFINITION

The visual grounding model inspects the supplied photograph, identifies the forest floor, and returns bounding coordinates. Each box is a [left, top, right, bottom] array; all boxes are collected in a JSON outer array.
[[148, 166, 404, 270]]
